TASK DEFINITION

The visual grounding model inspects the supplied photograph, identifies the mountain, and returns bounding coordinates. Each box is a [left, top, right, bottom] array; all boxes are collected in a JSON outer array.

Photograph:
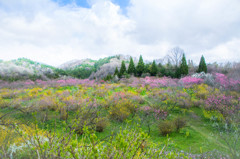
[[89, 54, 136, 79], [57, 55, 137, 79], [0, 58, 57, 81], [0, 55, 152, 81], [59, 59, 95, 70]]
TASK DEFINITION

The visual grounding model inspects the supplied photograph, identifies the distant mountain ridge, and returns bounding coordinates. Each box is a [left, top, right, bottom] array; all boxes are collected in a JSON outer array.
[[0, 58, 57, 81], [58, 54, 137, 69], [59, 59, 95, 70], [0, 55, 162, 81]]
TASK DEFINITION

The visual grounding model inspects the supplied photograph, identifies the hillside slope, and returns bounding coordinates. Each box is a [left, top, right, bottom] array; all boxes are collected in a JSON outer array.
[[0, 58, 57, 81]]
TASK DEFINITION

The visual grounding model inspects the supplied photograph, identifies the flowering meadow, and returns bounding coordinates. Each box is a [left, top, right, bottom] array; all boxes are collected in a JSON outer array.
[[0, 74, 240, 158]]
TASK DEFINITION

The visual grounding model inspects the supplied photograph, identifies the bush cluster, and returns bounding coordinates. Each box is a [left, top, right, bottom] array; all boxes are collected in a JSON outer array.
[[158, 117, 187, 136]]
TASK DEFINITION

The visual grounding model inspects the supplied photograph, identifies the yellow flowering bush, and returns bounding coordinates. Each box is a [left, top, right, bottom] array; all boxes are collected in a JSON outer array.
[[38, 95, 59, 111], [0, 90, 16, 99], [203, 109, 224, 121], [109, 99, 136, 122], [28, 87, 43, 97], [0, 98, 10, 108]]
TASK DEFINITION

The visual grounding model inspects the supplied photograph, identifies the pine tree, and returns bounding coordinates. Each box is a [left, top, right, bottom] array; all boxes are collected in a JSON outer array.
[[114, 67, 119, 76], [127, 57, 136, 75], [150, 60, 158, 76], [158, 63, 166, 77], [179, 53, 188, 77], [144, 64, 151, 74], [197, 55, 207, 73], [119, 61, 127, 77], [136, 55, 145, 77], [175, 66, 181, 78]]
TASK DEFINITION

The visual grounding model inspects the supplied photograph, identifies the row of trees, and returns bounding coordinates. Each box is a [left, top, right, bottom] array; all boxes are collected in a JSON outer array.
[[114, 53, 207, 79]]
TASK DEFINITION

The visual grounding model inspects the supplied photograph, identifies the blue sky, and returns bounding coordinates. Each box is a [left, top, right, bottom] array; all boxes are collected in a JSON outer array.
[[52, 0, 130, 9], [52, 0, 90, 8], [0, 0, 240, 66]]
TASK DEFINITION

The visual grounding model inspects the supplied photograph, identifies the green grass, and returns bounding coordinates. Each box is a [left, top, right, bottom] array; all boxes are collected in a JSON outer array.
[[0, 106, 231, 156], [93, 107, 230, 154], [0, 85, 235, 157]]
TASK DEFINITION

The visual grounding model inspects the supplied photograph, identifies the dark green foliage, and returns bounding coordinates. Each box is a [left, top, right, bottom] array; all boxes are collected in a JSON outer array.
[[144, 64, 151, 74], [104, 74, 113, 81], [163, 69, 176, 78], [197, 55, 207, 73], [150, 60, 158, 76], [114, 67, 119, 76], [53, 67, 93, 79], [68, 68, 93, 79], [179, 54, 188, 77], [119, 61, 127, 77], [175, 67, 181, 78], [96, 117, 109, 132], [174, 117, 187, 132], [127, 57, 136, 75], [94, 56, 116, 71], [136, 55, 145, 77], [164, 60, 177, 78], [54, 68, 67, 76], [164, 69, 177, 78], [158, 63, 166, 77], [123, 72, 130, 79]]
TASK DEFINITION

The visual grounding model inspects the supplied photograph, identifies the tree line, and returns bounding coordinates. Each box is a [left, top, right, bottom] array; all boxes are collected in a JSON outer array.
[[112, 54, 207, 79]]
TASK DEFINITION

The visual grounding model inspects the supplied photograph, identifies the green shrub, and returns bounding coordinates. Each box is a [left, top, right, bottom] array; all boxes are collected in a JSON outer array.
[[73, 105, 99, 135], [158, 120, 175, 136], [104, 74, 113, 81], [60, 106, 68, 121], [203, 109, 224, 122], [174, 117, 187, 132], [0, 98, 10, 108], [109, 103, 130, 122], [96, 117, 109, 132]]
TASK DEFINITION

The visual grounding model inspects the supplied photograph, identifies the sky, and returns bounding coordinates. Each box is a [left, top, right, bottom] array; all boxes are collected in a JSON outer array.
[[0, 0, 240, 66]]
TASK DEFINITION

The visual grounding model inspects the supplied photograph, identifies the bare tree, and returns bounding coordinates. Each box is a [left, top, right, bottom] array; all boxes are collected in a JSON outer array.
[[165, 47, 184, 67], [188, 59, 196, 75], [227, 62, 240, 80]]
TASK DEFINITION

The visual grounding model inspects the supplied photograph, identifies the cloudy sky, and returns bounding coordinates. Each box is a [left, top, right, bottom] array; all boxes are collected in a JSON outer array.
[[0, 0, 240, 66]]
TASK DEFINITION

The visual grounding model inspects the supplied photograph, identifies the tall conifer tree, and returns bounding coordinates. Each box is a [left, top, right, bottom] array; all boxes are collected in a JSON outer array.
[[128, 57, 136, 75], [119, 61, 126, 77], [136, 55, 145, 77], [150, 60, 158, 76], [197, 55, 207, 73], [179, 53, 188, 77], [114, 67, 119, 76]]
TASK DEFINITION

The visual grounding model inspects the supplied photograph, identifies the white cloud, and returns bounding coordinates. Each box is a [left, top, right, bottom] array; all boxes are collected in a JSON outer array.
[[0, 0, 240, 66], [203, 39, 240, 63], [128, 0, 240, 47]]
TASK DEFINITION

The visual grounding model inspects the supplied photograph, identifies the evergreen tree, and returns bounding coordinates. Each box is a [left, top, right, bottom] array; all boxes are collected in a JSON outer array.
[[158, 63, 166, 77], [136, 55, 145, 77], [165, 59, 176, 78], [119, 61, 127, 77], [127, 57, 136, 75], [144, 64, 151, 74], [175, 66, 181, 78], [150, 60, 158, 76], [114, 67, 119, 76], [197, 55, 207, 73], [179, 53, 188, 77]]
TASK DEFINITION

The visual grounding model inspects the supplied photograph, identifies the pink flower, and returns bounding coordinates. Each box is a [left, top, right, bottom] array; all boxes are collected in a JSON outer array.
[[179, 76, 203, 85]]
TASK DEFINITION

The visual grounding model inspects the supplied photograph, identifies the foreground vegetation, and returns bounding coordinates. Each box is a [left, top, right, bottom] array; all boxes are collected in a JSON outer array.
[[0, 74, 240, 158]]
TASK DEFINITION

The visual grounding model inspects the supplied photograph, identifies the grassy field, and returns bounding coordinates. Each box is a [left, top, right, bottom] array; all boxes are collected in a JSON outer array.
[[0, 77, 239, 158]]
